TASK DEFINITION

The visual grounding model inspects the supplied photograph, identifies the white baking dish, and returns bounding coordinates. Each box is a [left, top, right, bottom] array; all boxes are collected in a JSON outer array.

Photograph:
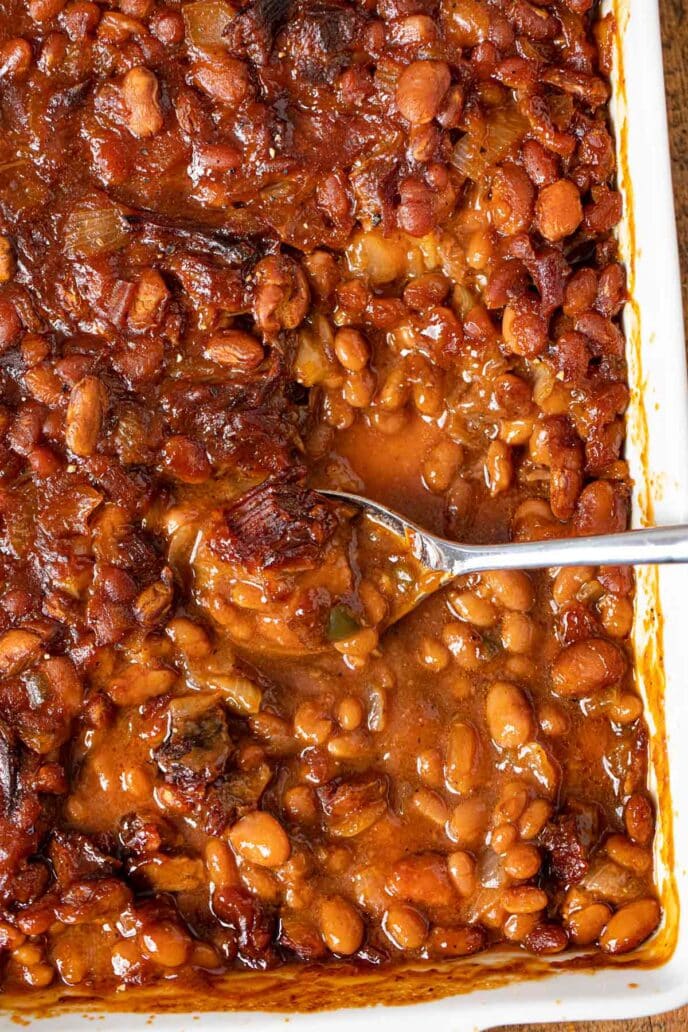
[[6, 0, 687, 1027]]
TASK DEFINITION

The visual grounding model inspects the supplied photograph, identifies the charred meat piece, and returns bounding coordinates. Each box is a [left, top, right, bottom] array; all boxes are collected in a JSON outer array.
[[211, 470, 340, 572], [48, 830, 121, 888], [155, 694, 232, 786]]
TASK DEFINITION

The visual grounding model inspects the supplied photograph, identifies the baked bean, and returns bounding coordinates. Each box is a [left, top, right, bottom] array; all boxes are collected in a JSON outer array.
[[598, 593, 633, 638], [412, 787, 449, 826], [609, 692, 643, 724], [417, 748, 444, 787], [503, 912, 539, 942], [523, 923, 568, 955], [428, 924, 487, 957], [447, 850, 476, 896], [396, 60, 451, 124], [319, 897, 364, 955], [441, 621, 484, 670], [447, 797, 489, 847], [501, 885, 548, 914], [228, 812, 291, 869], [334, 328, 369, 372], [418, 636, 451, 672], [552, 566, 595, 607], [599, 899, 661, 955], [567, 903, 612, 946], [624, 794, 654, 846], [503, 843, 541, 881], [518, 798, 553, 840], [382, 904, 427, 950], [538, 702, 569, 737], [445, 720, 480, 794], [481, 570, 534, 612], [536, 180, 583, 241], [423, 439, 464, 493], [448, 590, 496, 628], [484, 439, 513, 496], [486, 681, 533, 750], [490, 164, 535, 236], [491, 822, 518, 855], [122, 67, 163, 138], [605, 834, 651, 875], [501, 612, 535, 654], [141, 923, 190, 968], [552, 638, 626, 697], [204, 330, 264, 369]]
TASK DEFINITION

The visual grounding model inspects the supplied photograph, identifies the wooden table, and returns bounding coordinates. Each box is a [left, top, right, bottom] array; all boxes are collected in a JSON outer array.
[[494, 2, 688, 1030]]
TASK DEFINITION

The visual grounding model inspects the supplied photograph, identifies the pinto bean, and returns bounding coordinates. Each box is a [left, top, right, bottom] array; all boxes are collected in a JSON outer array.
[[536, 180, 583, 242], [122, 67, 163, 138], [552, 638, 626, 697], [396, 60, 451, 124]]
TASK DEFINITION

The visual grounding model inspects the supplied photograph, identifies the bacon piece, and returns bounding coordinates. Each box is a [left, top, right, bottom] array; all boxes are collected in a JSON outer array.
[[212, 470, 339, 572]]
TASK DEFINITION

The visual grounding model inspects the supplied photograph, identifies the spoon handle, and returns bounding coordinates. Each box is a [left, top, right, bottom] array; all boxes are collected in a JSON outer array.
[[449, 524, 688, 576]]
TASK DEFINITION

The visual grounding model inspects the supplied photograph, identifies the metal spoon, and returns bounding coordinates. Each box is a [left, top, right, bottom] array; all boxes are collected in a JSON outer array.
[[322, 489, 688, 581]]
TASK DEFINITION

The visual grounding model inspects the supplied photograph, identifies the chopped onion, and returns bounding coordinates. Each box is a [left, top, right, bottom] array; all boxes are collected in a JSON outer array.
[[452, 105, 528, 182], [183, 0, 235, 46], [64, 204, 129, 257], [483, 106, 529, 164]]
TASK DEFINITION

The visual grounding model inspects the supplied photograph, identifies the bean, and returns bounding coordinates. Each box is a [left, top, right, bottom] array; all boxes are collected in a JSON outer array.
[[503, 912, 539, 942], [485, 439, 513, 495], [624, 794, 654, 846], [481, 570, 534, 612], [444, 720, 480, 795], [141, 922, 190, 967], [383, 904, 427, 950], [598, 593, 633, 638], [567, 903, 612, 946], [423, 439, 464, 493], [524, 923, 568, 955], [604, 834, 651, 875], [441, 621, 484, 670], [411, 787, 449, 826], [536, 179, 583, 242], [552, 638, 626, 697], [599, 899, 661, 955], [293, 702, 332, 745], [448, 590, 497, 628], [491, 823, 518, 855], [319, 897, 364, 955], [204, 330, 264, 369], [122, 66, 163, 138], [418, 636, 450, 671], [447, 797, 488, 848], [337, 696, 364, 732], [501, 612, 535, 654], [609, 692, 643, 724], [396, 60, 451, 124], [538, 702, 569, 737], [486, 681, 533, 750], [66, 375, 107, 457], [334, 328, 369, 372], [0, 629, 42, 676], [447, 850, 476, 896], [552, 566, 595, 607], [228, 811, 291, 869], [428, 924, 487, 957], [501, 885, 548, 914], [503, 843, 541, 881], [519, 798, 553, 840]]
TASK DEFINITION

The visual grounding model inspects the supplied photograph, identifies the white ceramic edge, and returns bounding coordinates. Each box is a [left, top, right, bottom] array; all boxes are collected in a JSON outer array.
[[6, 2, 687, 1029]]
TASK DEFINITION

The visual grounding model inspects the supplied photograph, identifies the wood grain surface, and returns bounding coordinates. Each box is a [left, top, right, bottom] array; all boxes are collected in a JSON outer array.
[[494, 2, 687, 1030]]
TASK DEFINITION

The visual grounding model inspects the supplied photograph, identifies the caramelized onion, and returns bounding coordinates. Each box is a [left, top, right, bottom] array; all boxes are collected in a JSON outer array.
[[63, 205, 129, 257], [182, 0, 235, 46]]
